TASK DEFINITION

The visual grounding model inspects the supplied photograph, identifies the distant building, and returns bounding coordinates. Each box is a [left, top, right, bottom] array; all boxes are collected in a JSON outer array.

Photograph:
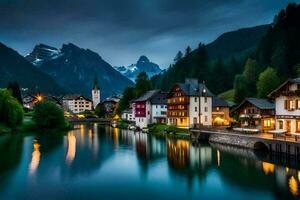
[[92, 78, 100, 109], [63, 94, 93, 114], [232, 98, 275, 132], [167, 78, 213, 129], [212, 96, 232, 126], [132, 90, 167, 128], [268, 77, 300, 134], [121, 109, 135, 122], [22, 93, 61, 109], [101, 96, 120, 114]]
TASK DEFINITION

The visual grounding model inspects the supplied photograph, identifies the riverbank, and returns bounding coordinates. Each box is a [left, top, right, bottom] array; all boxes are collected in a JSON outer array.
[[191, 129, 300, 156], [148, 124, 190, 139]]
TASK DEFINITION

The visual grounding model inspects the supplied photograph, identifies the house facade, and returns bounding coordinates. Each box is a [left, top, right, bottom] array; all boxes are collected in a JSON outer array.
[[232, 98, 275, 132], [62, 94, 93, 114], [268, 78, 300, 134], [133, 90, 167, 128], [167, 79, 213, 129], [121, 109, 135, 122], [212, 96, 232, 126]]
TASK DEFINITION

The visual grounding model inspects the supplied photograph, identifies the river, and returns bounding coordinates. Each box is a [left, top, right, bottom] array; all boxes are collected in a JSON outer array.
[[0, 123, 299, 200]]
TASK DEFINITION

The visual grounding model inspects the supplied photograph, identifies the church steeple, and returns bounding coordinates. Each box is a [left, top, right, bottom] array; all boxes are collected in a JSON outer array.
[[93, 77, 99, 90], [92, 76, 100, 109]]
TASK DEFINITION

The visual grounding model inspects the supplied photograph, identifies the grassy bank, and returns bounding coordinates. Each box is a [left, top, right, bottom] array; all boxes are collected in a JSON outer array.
[[148, 123, 190, 139], [0, 120, 73, 135]]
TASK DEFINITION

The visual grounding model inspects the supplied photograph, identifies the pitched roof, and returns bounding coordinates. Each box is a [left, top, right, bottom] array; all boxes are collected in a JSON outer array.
[[150, 91, 168, 104], [233, 98, 274, 112], [63, 94, 92, 101], [212, 96, 230, 107], [175, 79, 213, 97], [133, 90, 160, 102], [268, 77, 300, 98]]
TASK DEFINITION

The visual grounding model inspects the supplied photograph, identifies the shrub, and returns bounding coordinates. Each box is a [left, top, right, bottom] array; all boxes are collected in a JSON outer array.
[[32, 100, 66, 129], [0, 89, 24, 127]]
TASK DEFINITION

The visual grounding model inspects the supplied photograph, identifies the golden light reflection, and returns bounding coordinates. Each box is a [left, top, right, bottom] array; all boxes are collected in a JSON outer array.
[[289, 176, 299, 196], [298, 171, 300, 182], [262, 162, 275, 175], [29, 140, 41, 175], [112, 128, 120, 147], [167, 139, 189, 168], [217, 150, 221, 167], [286, 167, 289, 173], [66, 133, 76, 165]]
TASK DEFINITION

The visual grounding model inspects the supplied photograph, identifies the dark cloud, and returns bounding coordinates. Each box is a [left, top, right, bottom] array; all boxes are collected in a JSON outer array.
[[0, 0, 299, 68]]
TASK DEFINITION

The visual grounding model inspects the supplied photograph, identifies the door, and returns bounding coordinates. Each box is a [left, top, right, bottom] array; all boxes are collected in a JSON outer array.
[[286, 120, 291, 133]]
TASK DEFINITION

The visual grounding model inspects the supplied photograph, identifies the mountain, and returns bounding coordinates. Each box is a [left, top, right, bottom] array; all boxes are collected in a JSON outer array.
[[25, 44, 61, 67], [29, 43, 133, 98], [114, 55, 161, 81], [205, 24, 270, 60], [151, 24, 270, 94], [0, 43, 65, 95]]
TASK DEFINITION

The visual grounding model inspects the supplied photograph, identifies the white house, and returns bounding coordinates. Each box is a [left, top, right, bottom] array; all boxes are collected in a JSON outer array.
[[167, 78, 213, 129], [63, 94, 93, 114], [133, 90, 167, 128], [268, 77, 300, 134], [121, 109, 135, 122]]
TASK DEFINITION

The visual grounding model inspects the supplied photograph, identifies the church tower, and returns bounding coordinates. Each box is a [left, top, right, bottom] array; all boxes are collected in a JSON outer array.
[[92, 77, 100, 109]]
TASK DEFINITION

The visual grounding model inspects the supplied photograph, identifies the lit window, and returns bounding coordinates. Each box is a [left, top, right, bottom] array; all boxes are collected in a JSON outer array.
[[297, 120, 300, 132], [279, 120, 283, 129], [264, 120, 271, 127]]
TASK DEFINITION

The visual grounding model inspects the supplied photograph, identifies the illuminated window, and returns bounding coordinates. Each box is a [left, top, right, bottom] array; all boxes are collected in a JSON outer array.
[[297, 120, 300, 132], [264, 120, 271, 127]]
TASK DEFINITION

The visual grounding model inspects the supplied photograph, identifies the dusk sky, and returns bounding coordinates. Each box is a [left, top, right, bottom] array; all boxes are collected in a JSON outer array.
[[1, 0, 299, 68]]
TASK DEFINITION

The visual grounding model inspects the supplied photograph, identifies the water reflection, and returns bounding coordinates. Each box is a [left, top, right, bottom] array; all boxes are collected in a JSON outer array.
[[29, 140, 41, 175], [0, 124, 300, 199], [66, 132, 76, 165]]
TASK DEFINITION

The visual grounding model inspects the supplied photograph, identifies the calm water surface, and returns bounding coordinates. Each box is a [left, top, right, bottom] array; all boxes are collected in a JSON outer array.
[[0, 123, 299, 200]]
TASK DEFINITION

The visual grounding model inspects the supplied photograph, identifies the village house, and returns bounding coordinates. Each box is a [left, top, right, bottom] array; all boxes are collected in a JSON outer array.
[[232, 98, 275, 133], [121, 108, 135, 122], [132, 90, 167, 128], [22, 93, 61, 109], [268, 77, 300, 135], [167, 78, 213, 129], [62, 94, 93, 114], [100, 96, 120, 114], [212, 96, 232, 126]]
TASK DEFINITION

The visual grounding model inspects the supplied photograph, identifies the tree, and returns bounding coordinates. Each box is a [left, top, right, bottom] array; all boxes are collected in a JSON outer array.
[[116, 87, 135, 114], [174, 51, 183, 63], [32, 100, 66, 129], [185, 46, 192, 57], [95, 103, 106, 118], [135, 72, 152, 97], [233, 74, 248, 103], [257, 67, 280, 98], [0, 89, 24, 127], [243, 58, 259, 96], [7, 81, 22, 104]]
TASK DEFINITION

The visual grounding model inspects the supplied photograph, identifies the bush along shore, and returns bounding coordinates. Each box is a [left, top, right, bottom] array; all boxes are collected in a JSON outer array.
[[0, 89, 72, 134]]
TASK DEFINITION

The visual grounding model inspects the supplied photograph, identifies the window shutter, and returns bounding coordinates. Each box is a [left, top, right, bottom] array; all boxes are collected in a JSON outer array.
[[284, 100, 288, 110]]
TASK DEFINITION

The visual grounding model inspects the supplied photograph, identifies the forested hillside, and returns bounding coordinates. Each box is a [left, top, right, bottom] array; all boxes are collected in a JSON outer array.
[[151, 3, 300, 104]]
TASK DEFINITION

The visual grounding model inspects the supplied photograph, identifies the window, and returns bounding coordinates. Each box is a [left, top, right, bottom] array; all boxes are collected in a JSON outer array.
[[195, 97, 197, 102], [216, 107, 220, 111], [297, 120, 300, 132], [161, 105, 163, 108], [285, 100, 296, 110], [195, 107, 197, 112], [205, 116, 208, 122], [180, 118, 183, 123], [297, 100, 300, 110], [205, 107, 208, 112], [279, 120, 283, 129], [156, 105, 158, 108], [204, 97, 207, 103], [264, 120, 271, 128]]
